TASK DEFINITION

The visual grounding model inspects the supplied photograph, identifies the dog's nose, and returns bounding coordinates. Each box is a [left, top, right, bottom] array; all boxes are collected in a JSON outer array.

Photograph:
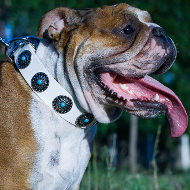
[[152, 27, 166, 37]]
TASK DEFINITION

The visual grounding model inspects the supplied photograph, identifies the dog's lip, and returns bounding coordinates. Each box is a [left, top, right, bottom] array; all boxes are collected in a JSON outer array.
[[152, 38, 177, 75], [94, 71, 188, 137], [131, 99, 167, 112]]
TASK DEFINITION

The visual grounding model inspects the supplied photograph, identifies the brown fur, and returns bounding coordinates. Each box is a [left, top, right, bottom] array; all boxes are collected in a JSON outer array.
[[38, 4, 150, 72], [0, 4, 172, 189], [0, 62, 38, 189]]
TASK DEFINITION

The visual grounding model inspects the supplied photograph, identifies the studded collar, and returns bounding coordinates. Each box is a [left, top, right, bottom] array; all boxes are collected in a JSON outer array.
[[4, 36, 96, 128]]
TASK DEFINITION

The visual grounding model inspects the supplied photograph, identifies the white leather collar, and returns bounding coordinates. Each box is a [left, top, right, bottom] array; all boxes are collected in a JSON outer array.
[[11, 39, 96, 128]]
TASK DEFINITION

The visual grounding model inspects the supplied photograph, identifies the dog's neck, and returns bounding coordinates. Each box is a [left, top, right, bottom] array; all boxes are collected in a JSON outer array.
[[30, 40, 97, 189], [36, 40, 73, 96]]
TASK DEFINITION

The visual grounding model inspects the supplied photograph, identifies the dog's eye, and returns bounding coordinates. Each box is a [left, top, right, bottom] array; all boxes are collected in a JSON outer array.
[[123, 25, 134, 35]]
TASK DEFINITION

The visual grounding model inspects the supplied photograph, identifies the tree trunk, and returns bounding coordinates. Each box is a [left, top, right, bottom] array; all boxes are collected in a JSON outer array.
[[129, 115, 138, 174], [109, 133, 118, 167], [181, 134, 190, 170]]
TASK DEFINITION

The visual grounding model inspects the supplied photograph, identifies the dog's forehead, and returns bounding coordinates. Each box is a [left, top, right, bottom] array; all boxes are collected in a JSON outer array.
[[126, 6, 152, 23], [85, 4, 152, 26]]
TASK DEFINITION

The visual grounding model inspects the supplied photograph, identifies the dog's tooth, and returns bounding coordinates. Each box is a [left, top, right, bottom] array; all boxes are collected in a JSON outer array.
[[153, 93, 159, 101], [129, 90, 134, 94], [120, 84, 134, 94], [120, 83, 128, 90]]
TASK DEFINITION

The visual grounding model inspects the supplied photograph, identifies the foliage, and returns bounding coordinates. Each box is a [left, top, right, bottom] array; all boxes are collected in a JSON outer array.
[[81, 153, 190, 190]]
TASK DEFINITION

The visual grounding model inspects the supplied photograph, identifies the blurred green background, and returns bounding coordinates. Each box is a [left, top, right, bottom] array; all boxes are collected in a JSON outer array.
[[0, 0, 190, 189]]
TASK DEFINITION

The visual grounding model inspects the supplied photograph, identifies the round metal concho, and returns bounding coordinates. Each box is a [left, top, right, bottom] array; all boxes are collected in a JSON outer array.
[[75, 113, 94, 127], [17, 50, 32, 69], [31, 72, 49, 92], [52, 95, 73, 114]]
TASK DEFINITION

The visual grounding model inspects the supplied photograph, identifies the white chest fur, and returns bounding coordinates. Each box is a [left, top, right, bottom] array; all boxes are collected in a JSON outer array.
[[30, 93, 97, 190], [24, 41, 97, 189]]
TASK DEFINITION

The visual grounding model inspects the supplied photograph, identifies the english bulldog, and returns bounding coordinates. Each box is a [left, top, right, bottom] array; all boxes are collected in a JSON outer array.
[[0, 3, 188, 190]]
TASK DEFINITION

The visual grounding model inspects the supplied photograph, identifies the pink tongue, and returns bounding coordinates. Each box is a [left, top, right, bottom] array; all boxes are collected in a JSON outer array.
[[100, 73, 188, 137], [137, 75, 188, 137]]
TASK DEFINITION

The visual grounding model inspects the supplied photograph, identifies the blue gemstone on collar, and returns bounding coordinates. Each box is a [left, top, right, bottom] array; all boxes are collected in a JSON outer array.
[[84, 118, 89, 123], [37, 79, 42, 85], [60, 102, 66, 108], [21, 56, 26, 61]]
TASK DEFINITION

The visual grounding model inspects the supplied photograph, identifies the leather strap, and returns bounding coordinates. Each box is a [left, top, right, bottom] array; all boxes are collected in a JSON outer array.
[[13, 42, 96, 128]]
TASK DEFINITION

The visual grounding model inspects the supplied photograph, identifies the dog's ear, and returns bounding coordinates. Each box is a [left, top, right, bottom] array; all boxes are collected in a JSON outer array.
[[38, 7, 84, 41]]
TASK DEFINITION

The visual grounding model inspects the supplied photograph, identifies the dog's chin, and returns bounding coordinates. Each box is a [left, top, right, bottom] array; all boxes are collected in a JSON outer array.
[[92, 106, 123, 124]]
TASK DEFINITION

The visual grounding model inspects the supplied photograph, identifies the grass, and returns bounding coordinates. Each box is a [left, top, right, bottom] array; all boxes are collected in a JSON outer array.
[[81, 166, 190, 190], [81, 128, 190, 190]]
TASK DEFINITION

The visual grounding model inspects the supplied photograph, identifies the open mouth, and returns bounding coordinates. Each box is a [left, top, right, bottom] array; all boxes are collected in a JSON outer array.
[[95, 71, 188, 137]]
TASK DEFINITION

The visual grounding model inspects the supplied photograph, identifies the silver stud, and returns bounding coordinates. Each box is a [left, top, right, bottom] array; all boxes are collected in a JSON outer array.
[[17, 50, 31, 69], [75, 113, 94, 127], [52, 95, 73, 114], [31, 72, 49, 92]]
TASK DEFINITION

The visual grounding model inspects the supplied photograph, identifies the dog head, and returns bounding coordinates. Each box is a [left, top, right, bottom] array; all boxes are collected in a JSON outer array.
[[38, 4, 187, 137]]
